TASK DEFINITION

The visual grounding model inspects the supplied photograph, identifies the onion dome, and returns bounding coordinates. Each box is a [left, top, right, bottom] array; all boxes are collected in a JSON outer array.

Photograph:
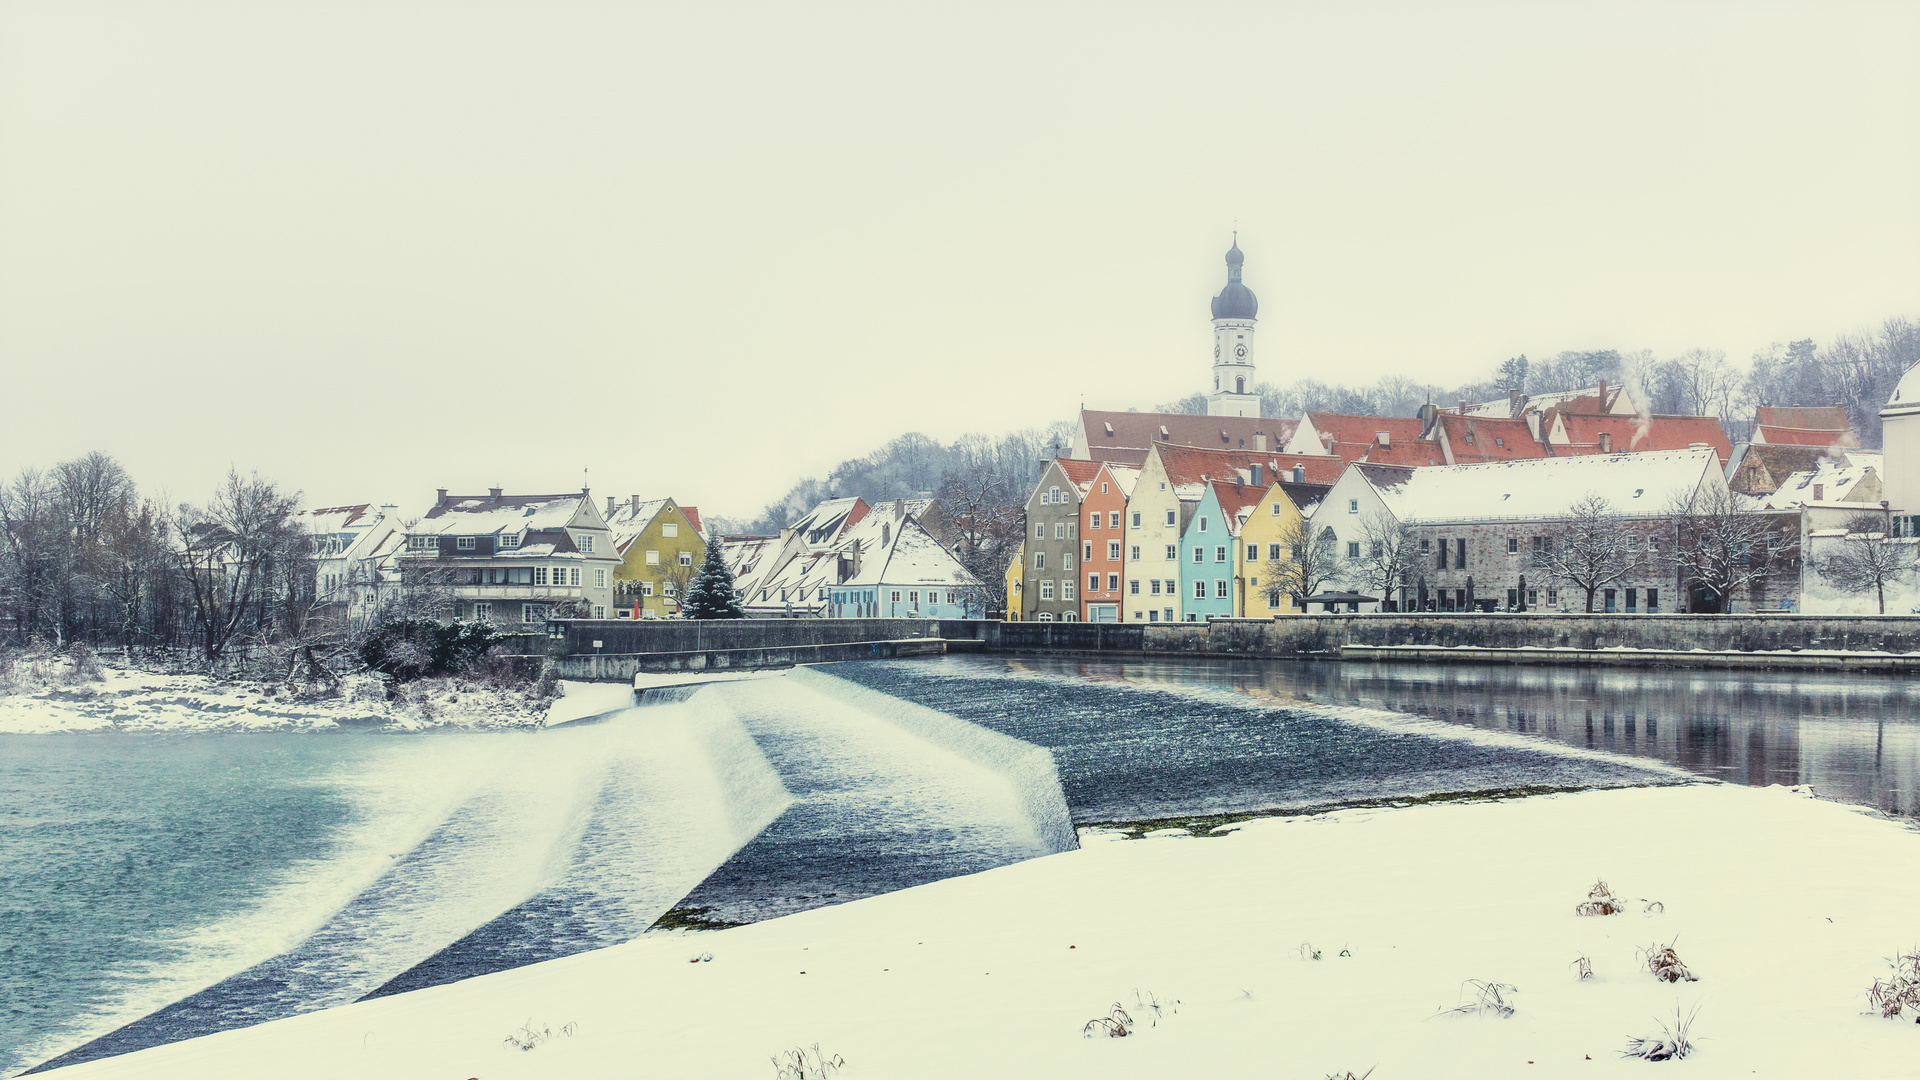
[[1211, 239, 1258, 320]]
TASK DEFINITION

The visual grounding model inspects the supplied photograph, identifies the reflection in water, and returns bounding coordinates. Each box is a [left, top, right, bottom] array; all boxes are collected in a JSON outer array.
[[995, 656, 1920, 818]]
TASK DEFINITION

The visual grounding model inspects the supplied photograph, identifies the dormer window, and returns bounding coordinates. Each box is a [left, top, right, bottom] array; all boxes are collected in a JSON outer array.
[[456, 536, 476, 550], [499, 533, 520, 549]]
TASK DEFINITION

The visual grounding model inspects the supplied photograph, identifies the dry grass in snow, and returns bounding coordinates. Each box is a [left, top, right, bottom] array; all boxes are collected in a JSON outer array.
[[35, 783, 1920, 1080]]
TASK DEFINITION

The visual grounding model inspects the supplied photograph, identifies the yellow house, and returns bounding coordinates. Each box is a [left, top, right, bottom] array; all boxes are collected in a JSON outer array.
[[605, 497, 707, 618], [1237, 482, 1308, 616], [1003, 542, 1025, 621]]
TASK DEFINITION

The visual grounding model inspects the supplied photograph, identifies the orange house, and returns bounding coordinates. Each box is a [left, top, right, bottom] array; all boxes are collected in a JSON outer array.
[[1079, 461, 1140, 622]]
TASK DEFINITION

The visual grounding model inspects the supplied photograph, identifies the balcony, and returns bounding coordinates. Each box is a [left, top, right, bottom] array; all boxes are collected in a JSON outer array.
[[450, 585, 583, 600]]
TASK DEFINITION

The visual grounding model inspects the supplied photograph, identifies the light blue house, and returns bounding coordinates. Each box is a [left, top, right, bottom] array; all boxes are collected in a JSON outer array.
[[1178, 479, 1262, 620]]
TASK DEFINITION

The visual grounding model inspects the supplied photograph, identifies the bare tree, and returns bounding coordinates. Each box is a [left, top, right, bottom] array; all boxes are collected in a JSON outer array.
[[1815, 514, 1919, 614], [1530, 494, 1645, 612], [1271, 518, 1342, 608], [1669, 485, 1793, 613], [170, 470, 304, 665], [936, 457, 1026, 618], [0, 468, 62, 643], [1353, 512, 1416, 609]]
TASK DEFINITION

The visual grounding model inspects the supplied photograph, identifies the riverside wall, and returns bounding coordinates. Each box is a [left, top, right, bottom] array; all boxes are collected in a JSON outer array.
[[505, 618, 947, 681]]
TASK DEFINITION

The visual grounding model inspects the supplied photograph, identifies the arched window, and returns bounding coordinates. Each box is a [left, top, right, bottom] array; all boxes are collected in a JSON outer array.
[[1235, 376, 1245, 394]]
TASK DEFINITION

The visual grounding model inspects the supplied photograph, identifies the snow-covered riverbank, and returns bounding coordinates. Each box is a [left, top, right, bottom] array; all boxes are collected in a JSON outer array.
[[39, 782, 1920, 1079], [0, 666, 552, 734]]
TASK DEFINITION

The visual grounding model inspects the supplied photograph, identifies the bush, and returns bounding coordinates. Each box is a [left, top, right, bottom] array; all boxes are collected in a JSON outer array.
[[1640, 939, 1698, 983], [358, 619, 502, 682], [1867, 949, 1920, 1021]]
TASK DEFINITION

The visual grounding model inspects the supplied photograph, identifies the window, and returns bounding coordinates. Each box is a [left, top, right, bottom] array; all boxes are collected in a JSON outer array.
[[1646, 588, 1659, 612], [1267, 588, 1282, 608], [1148, 609, 1158, 622], [646, 550, 660, 565], [1062, 611, 1079, 622], [1084, 542, 1092, 561], [1247, 544, 1259, 561], [534, 567, 549, 585], [569, 568, 580, 586], [499, 533, 519, 549], [523, 604, 549, 623], [1193, 580, 1206, 599], [1039, 580, 1055, 600], [1626, 588, 1638, 612], [594, 569, 607, 588], [1036, 524, 1045, 540], [1527, 589, 1537, 606], [1164, 579, 1176, 595], [1604, 589, 1617, 613], [1054, 523, 1065, 540], [1109, 511, 1120, 528], [580, 535, 594, 553], [1215, 546, 1227, 562], [1348, 499, 1359, 514], [1198, 516, 1209, 533], [473, 602, 492, 620], [1192, 546, 1204, 563], [1131, 511, 1142, 527], [891, 589, 904, 603], [1101, 482, 1109, 494], [641, 580, 655, 596], [1107, 573, 1119, 591], [1063, 581, 1076, 600], [663, 523, 678, 537], [1215, 579, 1229, 598], [1507, 589, 1518, 608], [1108, 541, 1121, 560], [679, 551, 693, 566], [1456, 538, 1466, 567], [1648, 537, 1660, 553], [1038, 611, 1054, 622], [593, 605, 606, 619], [411, 535, 434, 551], [1049, 487, 1060, 504], [1130, 579, 1141, 595], [1165, 509, 1176, 527], [457, 536, 476, 550], [908, 590, 920, 606], [1421, 538, 1432, 553], [1268, 543, 1282, 561], [1271, 502, 1282, 516], [1089, 513, 1101, 530], [1531, 536, 1543, 553], [1369, 540, 1383, 558], [1507, 538, 1518, 554], [1130, 545, 1141, 560], [1547, 588, 1558, 605], [1150, 579, 1162, 595], [1063, 551, 1074, 570], [1069, 523, 1078, 539], [1626, 537, 1638, 551], [1034, 552, 1046, 570], [1089, 573, 1100, 592], [1437, 541, 1448, 569]]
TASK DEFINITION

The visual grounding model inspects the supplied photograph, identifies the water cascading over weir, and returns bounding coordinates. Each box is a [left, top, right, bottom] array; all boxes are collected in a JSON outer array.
[[29, 668, 1075, 1073]]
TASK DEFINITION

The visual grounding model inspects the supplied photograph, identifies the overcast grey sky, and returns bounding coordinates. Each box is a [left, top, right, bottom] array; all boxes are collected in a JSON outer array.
[[1, 1, 1915, 519]]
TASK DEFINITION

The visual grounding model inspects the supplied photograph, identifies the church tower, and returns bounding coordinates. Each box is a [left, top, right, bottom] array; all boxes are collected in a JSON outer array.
[[1207, 237, 1260, 417]]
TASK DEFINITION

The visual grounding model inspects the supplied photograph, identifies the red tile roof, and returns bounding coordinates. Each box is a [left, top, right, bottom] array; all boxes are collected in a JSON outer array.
[[1207, 477, 1270, 530], [1300, 412, 1429, 463], [1755, 424, 1851, 448], [1356, 441, 1447, 467], [680, 506, 704, 534], [1555, 413, 1733, 465], [1155, 445, 1345, 487], [1056, 458, 1106, 491], [1756, 406, 1848, 432], [1434, 414, 1549, 463]]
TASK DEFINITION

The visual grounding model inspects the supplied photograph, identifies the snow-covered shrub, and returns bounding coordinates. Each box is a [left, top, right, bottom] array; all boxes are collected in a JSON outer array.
[[501, 1018, 575, 1052], [62, 643, 105, 685], [770, 1043, 845, 1078], [1621, 1005, 1699, 1061], [1640, 939, 1698, 983], [358, 618, 502, 682], [1576, 880, 1625, 916], [1867, 949, 1920, 1021]]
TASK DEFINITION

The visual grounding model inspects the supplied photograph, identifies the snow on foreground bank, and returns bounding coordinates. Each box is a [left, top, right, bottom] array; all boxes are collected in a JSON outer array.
[[41, 785, 1920, 1080], [0, 666, 554, 734]]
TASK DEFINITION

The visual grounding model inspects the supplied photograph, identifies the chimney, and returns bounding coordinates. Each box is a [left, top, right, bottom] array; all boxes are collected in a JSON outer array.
[[1377, 430, 1391, 447], [1255, 434, 1267, 452], [1597, 380, 1608, 405], [1599, 432, 1612, 453], [436, 488, 448, 502], [1251, 463, 1263, 486], [488, 487, 503, 499], [1813, 483, 1824, 501], [605, 495, 616, 517], [379, 504, 398, 518], [1509, 389, 1524, 416], [1418, 402, 1440, 440], [894, 498, 906, 520], [1292, 464, 1305, 483], [1458, 400, 1469, 415]]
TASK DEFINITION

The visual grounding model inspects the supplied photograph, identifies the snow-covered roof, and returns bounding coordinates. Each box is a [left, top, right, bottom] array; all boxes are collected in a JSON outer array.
[[1757, 451, 1883, 510], [304, 504, 373, 533], [786, 497, 870, 550], [606, 498, 669, 550], [1375, 448, 1721, 524], [838, 510, 979, 589], [1884, 362, 1920, 419], [414, 493, 585, 536]]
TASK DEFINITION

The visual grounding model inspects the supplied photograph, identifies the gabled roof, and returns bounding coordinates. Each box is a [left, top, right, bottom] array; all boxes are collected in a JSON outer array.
[[606, 498, 670, 551], [1296, 412, 1429, 463], [1054, 458, 1105, 495], [1754, 424, 1851, 448], [415, 493, 589, 536], [1092, 462, 1142, 498], [1198, 478, 1269, 537], [680, 507, 704, 535], [1073, 409, 1297, 461], [1756, 406, 1849, 432], [1433, 414, 1549, 464], [305, 504, 373, 531], [786, 497, 870, 550], [1469, 383, 1634, 419], [838, 511, 980, 589], [1728, 443, 1836, 495], [1551, 413, 1733, 464], [1757, 451, 1884, 510]]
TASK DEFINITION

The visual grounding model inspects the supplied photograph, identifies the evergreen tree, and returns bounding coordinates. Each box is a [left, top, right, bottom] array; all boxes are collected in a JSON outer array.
[[681, 542, 745, 619]]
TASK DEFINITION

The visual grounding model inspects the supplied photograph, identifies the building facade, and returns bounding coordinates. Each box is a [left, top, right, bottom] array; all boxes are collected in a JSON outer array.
[[1020, 459, 1101, 621], [400, 489, 619, 623], [606, 497, 706, 618], [1078, 463, 1138, 622]]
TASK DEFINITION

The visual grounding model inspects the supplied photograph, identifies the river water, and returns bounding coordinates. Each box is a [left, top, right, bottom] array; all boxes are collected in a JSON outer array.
[[4, 656, 1913, 1075]]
